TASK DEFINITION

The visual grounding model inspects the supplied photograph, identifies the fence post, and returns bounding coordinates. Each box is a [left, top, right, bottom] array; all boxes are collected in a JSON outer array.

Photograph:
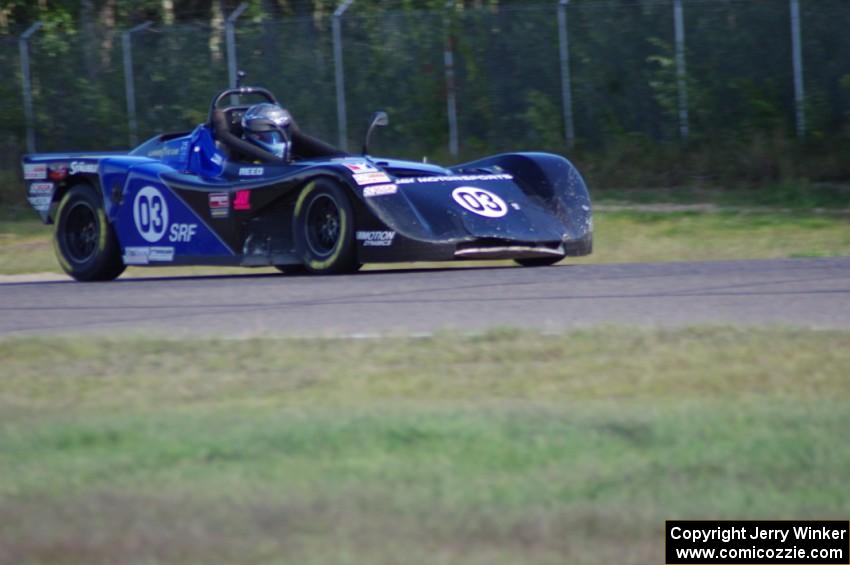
[[123, 21, 153, 148], [444, 1, 459, 158], [790, 0, 805, 138], [226, 2, 248, 104], [333, 0, 355, 152], [557, 0, 575, 148], [19, 21, 43, 154], [673, 0, 689, 139]]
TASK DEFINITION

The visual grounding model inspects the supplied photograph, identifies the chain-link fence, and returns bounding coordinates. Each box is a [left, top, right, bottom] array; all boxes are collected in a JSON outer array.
[[3, 0, 850, 197], [129, 24, 230, 145], [0, 36, 23, 181]]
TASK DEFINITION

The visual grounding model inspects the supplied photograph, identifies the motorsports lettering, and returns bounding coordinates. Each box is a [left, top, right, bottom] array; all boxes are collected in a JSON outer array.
[[356, 231, 396, 247], [363, 184, 397, 197], [396, 173, 514, 185], [23, 163, 46, 180], [208, 193, 230, 218], [132, 186, 196, 243], [451, 187, 508, 218], [29, 182, 54, 194], [69, 161, 98, 174], [123, 246, 176, 265], [133, 186, 169, 242], [353, 172, 392, 186]]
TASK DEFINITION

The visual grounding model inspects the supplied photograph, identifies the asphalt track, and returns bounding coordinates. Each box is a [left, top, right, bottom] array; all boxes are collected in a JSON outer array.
[[1, 257, 849, 337]]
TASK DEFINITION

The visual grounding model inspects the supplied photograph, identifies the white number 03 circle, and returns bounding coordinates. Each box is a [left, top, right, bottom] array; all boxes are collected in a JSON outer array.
[[451, 187, 508, 218], [133, 186, 169, 243]]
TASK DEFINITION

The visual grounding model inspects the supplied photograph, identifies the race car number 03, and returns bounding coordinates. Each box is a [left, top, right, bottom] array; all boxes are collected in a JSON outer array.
[[452, 187, 508, 218], [133, 186, 169, 243]]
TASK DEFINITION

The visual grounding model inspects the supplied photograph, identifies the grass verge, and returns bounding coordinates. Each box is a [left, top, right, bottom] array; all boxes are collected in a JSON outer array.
[[1, 328, 848, 564], [594, 182, 850, 209], [2, 208, 849, 277]]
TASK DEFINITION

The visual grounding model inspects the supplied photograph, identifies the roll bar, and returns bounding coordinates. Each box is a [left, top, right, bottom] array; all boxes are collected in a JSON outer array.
[[208, 87, 279, 123]]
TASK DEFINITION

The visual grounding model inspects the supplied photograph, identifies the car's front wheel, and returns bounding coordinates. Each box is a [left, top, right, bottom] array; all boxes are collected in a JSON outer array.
[[54, 184, 126, 281], [293, 179, 360, 274]]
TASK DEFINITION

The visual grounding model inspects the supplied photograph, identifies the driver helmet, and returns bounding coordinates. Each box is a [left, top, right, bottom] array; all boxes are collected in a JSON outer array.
[[242, 103, 293, 160]]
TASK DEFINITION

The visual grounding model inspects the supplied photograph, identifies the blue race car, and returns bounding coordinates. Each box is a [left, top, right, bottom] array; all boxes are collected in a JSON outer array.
[[21, 81, 592, 281]]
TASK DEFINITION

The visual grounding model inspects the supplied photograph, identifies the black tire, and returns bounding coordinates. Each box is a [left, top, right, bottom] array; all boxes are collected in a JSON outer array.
[[293, 178, 359, 274], [53, 184, 126, 282], [514, 256, 564, 268]]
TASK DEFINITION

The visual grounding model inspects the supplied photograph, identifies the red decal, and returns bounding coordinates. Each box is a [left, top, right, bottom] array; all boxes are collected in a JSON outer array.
[[234, 190, 251, 211], [208, 193, 228, 209], [48, 163, 69, 181], [343, 162, 378, 174]]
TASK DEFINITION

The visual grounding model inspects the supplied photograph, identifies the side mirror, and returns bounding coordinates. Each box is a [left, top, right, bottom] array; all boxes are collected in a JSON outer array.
[[363, 111, 389, 155]]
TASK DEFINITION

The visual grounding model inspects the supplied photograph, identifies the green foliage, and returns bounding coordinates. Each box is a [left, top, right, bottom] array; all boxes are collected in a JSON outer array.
[[1, 1, 850, 197], [522, 90, 563, 149]]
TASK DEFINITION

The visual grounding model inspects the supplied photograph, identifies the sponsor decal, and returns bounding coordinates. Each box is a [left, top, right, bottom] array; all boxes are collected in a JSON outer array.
[[356, 230, 396, 247], [122, 246, 175, 265], [396, 173, 514, 185], [363, 183, 398, 197], [133, 186, 169, 243], [27, 196, 52, 212], [353, 172, 392, 186], [239, 167, 264, 177], [451, 187, 509, 218], [148, 143, 187, 160], [344, 162, 379, 174], [148, 148, 175, 158], [24, 163, 47, 180], [210, 153, 224, 166], [69, 161, 99, 175], [168, 223, 198, 243], [123, 247, 150, 265], [149, 246, 175, 262], [234, 190, 251, 211], [29, 182, 54, 194], [209, 192, 230, 218], [48, 163, 69, 181]]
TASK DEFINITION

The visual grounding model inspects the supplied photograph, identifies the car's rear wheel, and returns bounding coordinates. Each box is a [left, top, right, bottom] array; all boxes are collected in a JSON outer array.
[[514, 256, 564, 267], [293, 179, 359, 274], [54, 184, 125, 281]]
